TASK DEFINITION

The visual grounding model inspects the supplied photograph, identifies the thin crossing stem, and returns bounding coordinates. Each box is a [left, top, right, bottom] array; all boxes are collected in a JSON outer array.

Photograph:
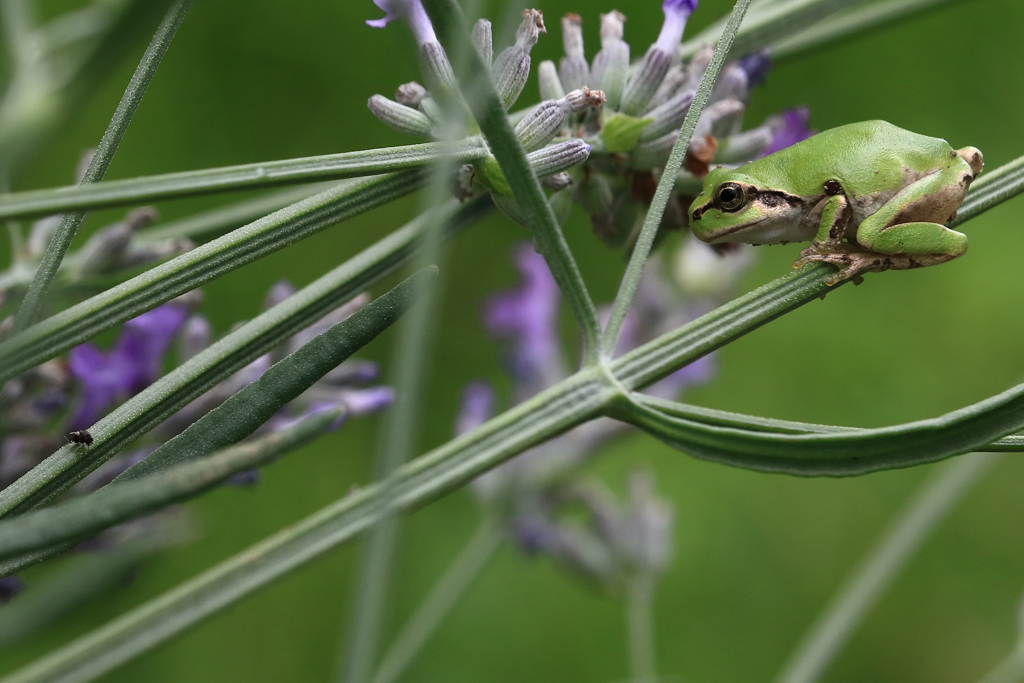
[[600, 0, 753, 359], [11, 0, 193, 332]]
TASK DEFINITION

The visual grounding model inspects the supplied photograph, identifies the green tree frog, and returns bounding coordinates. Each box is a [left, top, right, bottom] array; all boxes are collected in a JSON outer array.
[[688, 120, 984, 285]]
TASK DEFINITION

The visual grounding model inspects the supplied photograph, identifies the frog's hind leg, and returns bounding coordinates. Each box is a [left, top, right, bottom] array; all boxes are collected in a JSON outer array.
[[854, 164, 970, 270]]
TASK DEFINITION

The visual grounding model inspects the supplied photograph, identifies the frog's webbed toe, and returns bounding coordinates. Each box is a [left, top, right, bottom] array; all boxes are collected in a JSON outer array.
[[791, 243, 892, 286]]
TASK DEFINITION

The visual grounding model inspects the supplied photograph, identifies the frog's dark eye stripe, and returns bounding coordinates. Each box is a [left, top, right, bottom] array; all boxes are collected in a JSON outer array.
[[715, 182, 747, 211]]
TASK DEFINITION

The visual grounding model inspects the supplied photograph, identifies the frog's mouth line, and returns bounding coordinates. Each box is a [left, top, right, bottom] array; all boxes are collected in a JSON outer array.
[[707, 217, 767, 241]]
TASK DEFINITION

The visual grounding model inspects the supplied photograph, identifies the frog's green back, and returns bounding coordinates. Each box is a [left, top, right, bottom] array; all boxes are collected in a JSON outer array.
[[737, 120, 954, 197]]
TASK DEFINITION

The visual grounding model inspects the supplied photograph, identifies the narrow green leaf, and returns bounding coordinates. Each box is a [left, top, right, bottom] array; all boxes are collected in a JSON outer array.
[[770, 0, 961, 59], [0, 409, 342, 562], [0, 171, 425, 385], [137, 183, 335, 244], [0, 197, 489, 521], [12, 0, 193, 332], [422, 0, 602, 361], [125, 268, 436, 480], [680, 0, 869, 60], [601, 0, 752, 357], [600, 113, 655, 154], [610, 388, 1024, 475], [0, 140, 485, 221]]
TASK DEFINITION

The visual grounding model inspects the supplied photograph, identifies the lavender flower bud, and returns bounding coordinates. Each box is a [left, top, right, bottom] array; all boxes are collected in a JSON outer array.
[[637, 88, 695, 142], [395, 81, 427, 107], [632, 131, 678, 170], [514, 100, 565, 151], [537, 60, 565, 101], [367, 94, 433, 137], [562, 87, 606, 113], [621, 47, 673, 116], [492, 9, 546, 110], [341, 386, 395, 415], [418, 42, 456, 96], [758, 107, 814, 157], [682, 44, 713, 91], [472, 18, 493, 67], [263, 279, 296, 310], [709, 62, 749, 103], [695, 97, 745, 140], [27, 215, 62, 259], [418, 96, 443, 125], [122, 236, 194, 269], [367, 0, 436, 45], [655, 0, 698, 55], [575, 172, 614, 218], [178, 314, 211, 363], [623, 470, 673, 573], [558, 14, 589, 93], [541, 172, 572, 191], [737, 50, 772, 88], [673, 235, 754, 297], [644, 63, 686, 113], [590, 12, 629, 110], [526, 139, 591, 177], [77, 207, 158, 276], [715, 125, 775, 164]]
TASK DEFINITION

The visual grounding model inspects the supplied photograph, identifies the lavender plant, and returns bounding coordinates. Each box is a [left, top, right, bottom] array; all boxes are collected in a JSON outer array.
[[0, 0, 1020, 682]]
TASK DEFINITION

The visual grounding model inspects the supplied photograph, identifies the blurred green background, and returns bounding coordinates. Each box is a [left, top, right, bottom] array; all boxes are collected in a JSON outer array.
[[2, 0, 1024, 681]]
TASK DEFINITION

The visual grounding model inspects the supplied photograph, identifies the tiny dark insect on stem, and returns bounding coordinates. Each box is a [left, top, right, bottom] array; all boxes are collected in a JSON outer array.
[[66, 430, 94, 447]]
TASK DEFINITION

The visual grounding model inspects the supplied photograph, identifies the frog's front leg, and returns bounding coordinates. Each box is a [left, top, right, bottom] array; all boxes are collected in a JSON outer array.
[[791, 180, 854, 275]]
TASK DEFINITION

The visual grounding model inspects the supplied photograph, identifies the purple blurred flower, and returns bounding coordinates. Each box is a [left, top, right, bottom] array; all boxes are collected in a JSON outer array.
[[737, 50, 772, 88], [484, 244, 565, 400], [0, 575, 24, 603], [68, 302, 190, 429], [367, 0, 436, 46], [455, 382, 495, 436], [655, 0, 699, 53], [759, 106, 814, 157]]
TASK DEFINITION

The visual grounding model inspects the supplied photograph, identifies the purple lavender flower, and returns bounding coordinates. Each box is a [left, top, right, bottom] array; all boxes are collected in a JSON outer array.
[[0, 575, 25, 603], [759, 106, 814, 157], [367, 0, 436, 46], [737, 50, 772, 88], [484, 244, 566, 400], [655, 0, 699, 54], [68, 301, 190, 429]]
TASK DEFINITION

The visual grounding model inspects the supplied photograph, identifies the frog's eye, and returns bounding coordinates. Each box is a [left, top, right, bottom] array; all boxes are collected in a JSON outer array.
[[715, 182, 746, 211]]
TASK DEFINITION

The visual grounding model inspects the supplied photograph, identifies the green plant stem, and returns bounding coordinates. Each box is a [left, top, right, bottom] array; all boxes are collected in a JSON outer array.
[[774, 453, 1000, 683], [977, 642, 1024, 683], [0, 140, 487, 221], [422, 0, 601, 362], [601, 0, 751, 358], [770, 0, 961, 58], [0, 172, 424, 385], [681, 0, 868, 60], [627, 573, 658, 683], [0, 409, 342, 561], [340, 171, 453, 683], [369, 519, 502, 683], [11, 0, 192, 333]]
